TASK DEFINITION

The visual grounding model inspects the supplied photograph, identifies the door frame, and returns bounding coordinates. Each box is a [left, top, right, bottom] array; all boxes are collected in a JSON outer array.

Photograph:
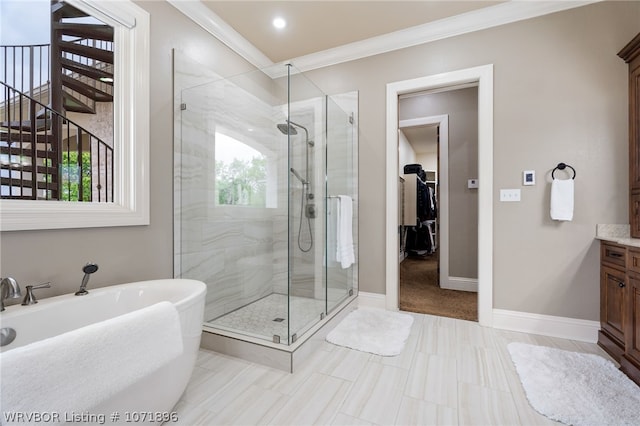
[[385, 64, 494, 327]]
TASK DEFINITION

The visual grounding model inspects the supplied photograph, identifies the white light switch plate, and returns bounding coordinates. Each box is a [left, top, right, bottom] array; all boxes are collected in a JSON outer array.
[[500, 189, 521, 202]]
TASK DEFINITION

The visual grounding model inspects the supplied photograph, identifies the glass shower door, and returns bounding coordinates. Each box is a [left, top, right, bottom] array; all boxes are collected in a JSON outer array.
[[325, 93, 358, 314]]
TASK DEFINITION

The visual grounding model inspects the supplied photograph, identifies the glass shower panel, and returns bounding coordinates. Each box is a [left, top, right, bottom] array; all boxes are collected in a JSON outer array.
[[326, 93, 358, 313], [179, 67, 289, 343], [286, 65, 327, 342]]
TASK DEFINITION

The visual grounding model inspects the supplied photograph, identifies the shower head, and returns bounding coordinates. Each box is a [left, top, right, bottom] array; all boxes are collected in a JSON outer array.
[[290, 168, 307, 185], [277, 123, 297, 135]]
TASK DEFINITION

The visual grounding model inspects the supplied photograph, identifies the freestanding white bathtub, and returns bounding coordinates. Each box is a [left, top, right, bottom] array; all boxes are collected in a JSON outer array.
[[0, 279, 206, 424]]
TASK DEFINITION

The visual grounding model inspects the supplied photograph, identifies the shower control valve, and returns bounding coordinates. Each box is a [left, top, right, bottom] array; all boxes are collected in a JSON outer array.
[[306, 204, 317, 219], [307, 193, 315, 200]]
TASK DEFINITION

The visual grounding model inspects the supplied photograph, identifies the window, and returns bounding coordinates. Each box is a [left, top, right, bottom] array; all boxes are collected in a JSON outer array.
[[0, 0, 149, 231], [214, 131, 276, 209]]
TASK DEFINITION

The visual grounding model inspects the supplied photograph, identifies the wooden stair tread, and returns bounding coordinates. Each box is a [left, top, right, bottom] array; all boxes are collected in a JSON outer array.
[[59, 41, 113, 64], [53, 23, 114, 42], [61, 57, 113, 84], [61, 74, 113, 103]]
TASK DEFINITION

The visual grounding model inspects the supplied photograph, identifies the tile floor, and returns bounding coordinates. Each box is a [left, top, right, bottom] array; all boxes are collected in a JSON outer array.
[[173, 312, 612, 425]]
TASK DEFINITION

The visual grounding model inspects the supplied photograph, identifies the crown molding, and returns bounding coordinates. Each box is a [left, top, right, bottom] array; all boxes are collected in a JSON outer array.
[[169, 0, 600, 78], [166, 0, 273, 70]]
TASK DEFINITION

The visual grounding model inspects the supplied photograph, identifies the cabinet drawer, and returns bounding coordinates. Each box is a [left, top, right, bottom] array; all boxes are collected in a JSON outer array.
[[602, 242, 627, 269], [629, 248, 640, 274]]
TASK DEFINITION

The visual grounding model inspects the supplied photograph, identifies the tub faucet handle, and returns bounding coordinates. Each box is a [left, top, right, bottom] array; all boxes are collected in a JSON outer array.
[[21, 282, 51, 306]]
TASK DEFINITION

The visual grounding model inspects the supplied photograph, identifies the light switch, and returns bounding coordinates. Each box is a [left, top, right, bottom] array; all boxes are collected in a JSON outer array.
[[500, 189, 521, 202]]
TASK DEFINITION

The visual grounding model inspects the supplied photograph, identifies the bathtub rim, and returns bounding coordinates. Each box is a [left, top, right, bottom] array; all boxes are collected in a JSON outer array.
[[0, 278, 206, 316]]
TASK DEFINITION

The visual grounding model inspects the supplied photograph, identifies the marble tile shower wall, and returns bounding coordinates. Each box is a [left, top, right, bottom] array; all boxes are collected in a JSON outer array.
[[178, 76, 289, 323]]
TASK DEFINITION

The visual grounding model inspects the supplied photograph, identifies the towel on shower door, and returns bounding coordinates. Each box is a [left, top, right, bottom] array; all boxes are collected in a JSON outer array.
[[550, 178, 574, 221], [0, 301, 183, 415], [337, 195, 355, 269]]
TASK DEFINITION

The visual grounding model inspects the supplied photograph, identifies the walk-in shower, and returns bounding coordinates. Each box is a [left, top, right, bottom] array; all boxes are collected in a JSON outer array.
[[174, 59, 358, 352]]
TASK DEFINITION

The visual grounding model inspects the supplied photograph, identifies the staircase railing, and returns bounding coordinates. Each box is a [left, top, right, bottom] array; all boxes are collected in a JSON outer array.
[[1, 81, 113, 201], [1, 44, 51, 108]]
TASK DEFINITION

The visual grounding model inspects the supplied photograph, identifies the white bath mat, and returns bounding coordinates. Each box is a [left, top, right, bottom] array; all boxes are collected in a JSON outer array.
[[326, 308, 414, 356], [508, 342, 640, 426]]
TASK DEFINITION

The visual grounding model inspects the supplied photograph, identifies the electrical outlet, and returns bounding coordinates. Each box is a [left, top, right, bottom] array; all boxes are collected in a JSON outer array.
[[500, 189, 521, 202]]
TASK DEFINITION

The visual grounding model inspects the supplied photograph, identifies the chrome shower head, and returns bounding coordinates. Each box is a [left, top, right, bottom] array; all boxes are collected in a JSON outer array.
[[277, 123, 297, 135]]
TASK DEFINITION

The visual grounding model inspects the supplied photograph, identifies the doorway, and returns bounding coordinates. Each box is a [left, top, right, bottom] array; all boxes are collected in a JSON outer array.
[[397, 89, 478, 321], [385, 65, 494, 327]]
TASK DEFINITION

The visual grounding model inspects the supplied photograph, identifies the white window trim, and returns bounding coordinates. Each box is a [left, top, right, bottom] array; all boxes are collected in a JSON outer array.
[[0, 0, 150, 231]]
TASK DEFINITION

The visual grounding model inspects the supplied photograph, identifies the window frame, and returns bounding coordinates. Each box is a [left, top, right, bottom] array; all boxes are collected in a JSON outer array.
[[0, 0, 150, 231]]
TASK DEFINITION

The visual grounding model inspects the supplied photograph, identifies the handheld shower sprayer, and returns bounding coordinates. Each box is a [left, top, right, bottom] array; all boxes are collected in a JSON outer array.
[[290, 167, 307, 185], [75, 263, 99, 296]]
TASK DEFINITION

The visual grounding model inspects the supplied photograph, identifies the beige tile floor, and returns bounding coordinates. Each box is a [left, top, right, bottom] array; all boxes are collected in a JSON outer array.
[[173, 312, 612, 426]]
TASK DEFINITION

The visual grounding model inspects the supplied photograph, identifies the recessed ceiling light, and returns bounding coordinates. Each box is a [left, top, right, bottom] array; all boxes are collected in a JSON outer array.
[[272, 17, 286, 29]]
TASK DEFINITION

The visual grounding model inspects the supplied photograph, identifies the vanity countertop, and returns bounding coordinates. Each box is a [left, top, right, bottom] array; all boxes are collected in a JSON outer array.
[[596, 224, 640, 248]]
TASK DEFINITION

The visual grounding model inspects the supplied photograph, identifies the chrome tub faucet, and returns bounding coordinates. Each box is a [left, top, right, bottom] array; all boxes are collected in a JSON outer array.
[[1, 277, 22, 311]]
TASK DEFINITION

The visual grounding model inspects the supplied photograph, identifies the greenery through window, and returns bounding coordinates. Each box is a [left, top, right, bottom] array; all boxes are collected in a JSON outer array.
[[61, 152, 92, 201], [215, 132, 267, 207]]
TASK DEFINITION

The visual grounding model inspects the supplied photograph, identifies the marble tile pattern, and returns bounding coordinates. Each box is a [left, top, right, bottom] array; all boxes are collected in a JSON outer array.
[[173, 312, 614, 425]]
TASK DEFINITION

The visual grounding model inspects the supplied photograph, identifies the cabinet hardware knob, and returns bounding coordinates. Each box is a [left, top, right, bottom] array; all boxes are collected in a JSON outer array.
[[618, 281, 626, 288]]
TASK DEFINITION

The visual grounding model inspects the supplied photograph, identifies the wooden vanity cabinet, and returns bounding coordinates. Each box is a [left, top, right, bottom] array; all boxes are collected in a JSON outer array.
[[619, 33, 640, 237], [598, 242, 640, 386]]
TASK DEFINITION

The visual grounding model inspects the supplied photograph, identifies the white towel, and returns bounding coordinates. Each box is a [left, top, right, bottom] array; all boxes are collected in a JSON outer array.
[[336, 195, 355, 269], [0, 301, 183, 415], [550, 178, 574, 221], [325, 197, 339, 268]]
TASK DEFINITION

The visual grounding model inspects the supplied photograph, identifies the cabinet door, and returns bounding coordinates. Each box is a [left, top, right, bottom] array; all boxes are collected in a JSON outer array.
[[626, 274, 640, 366], [601, 265, 627, 345]]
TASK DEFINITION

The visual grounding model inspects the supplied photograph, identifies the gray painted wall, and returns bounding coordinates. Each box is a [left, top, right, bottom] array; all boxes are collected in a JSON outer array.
[[1, 1, 637, 323], [301, 1, 636, 321]]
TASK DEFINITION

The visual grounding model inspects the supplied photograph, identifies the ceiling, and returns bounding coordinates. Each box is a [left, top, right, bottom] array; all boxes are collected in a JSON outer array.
[[401, 125, 438, 156], [201, 1, 504, 63]]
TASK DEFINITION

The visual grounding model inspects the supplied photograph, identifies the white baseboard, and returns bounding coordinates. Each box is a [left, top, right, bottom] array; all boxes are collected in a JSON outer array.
[[357, 291, 387, 309], [441, 276, 478, 292], [493, 309, 600, 343]]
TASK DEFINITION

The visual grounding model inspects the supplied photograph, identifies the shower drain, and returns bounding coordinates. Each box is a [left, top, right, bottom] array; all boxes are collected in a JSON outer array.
[[272, 317, 285, 322]]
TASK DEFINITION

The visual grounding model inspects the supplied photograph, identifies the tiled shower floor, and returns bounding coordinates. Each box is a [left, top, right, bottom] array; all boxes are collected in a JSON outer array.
[[206, 293, 327, 342]]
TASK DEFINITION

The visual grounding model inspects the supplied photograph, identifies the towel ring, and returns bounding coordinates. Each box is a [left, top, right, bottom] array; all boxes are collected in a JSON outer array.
[[552, 163, 576, 180]]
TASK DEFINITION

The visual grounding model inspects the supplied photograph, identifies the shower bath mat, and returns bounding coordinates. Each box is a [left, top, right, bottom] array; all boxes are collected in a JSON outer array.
[[508, 342, 640, 426], [326, 308, 414, 356]]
